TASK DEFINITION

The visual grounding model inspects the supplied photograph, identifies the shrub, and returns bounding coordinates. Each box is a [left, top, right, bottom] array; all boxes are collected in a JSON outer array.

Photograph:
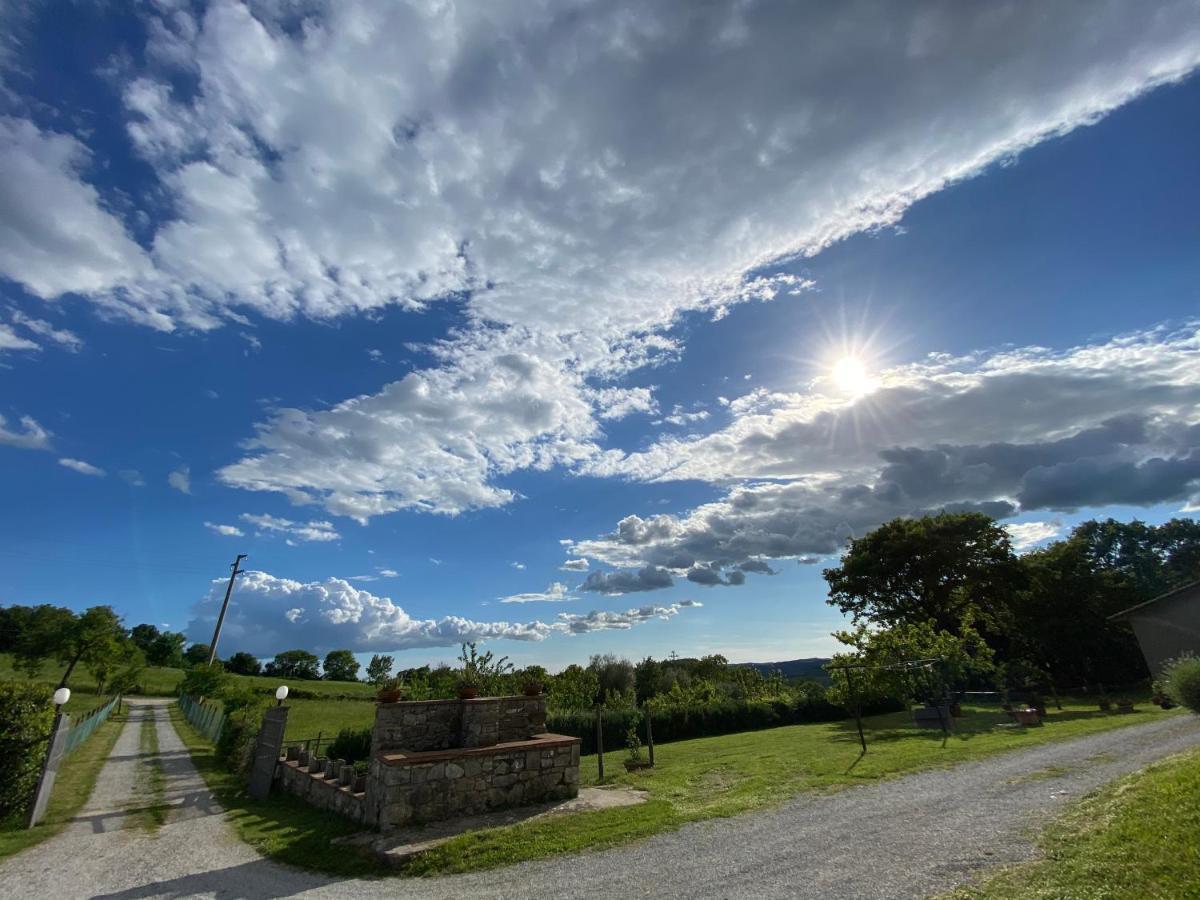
[[179, 664, 229, 700], [0, 681, 54, 824], [1163, 655, 1200, 714], [213, 686, 268, 775], [327, 726, 372, 763]]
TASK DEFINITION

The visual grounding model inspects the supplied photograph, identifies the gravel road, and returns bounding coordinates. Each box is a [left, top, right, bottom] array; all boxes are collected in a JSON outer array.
[[1, 699, 1196, 899]]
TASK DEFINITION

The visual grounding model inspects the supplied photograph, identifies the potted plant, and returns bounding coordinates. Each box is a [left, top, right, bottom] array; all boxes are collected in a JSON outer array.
[[623, 724, 651, 772], [1012, 707, 1041, 727], [1098, 696, 1113, 712], [458, 671, 481, 700], [376, 674, 406, 704], [455, 642, 513, 699], [522, 679, 544, 697], [1115, 698, 1135, 714]]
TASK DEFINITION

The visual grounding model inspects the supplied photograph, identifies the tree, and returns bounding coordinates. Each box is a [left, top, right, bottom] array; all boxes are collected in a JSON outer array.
[[130, 623, 160, 654], [366, 654, 394, 686], [226, 651, 262, 676], [264, 649, 321, 680], [47, 606, 127, 690], [1073, 517, 1200, 599], [0, 604, 35, 653], [11, 605, 76, 678], [824, 512, 1024, 643], [587, 654, 636, 704], [147, 631, 186, 668], [184, 643, 213, 667], [547, 664, 599, 710], [322, 649, 360, 682]]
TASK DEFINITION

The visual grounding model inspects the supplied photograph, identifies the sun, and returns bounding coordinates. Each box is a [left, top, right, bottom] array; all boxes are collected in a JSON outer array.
[[831, 355, 875, 396]]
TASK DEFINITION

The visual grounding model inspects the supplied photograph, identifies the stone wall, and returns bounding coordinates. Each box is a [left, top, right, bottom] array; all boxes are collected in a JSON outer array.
[[373, 695, 548, 753], [274, 749, 366, 824], [368, 735, 580, 829]]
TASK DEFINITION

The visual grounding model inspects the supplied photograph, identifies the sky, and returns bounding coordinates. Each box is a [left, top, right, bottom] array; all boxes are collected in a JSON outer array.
[[1, 1, 1199, 672]]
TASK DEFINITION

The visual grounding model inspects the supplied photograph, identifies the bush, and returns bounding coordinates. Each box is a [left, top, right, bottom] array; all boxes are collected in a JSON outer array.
[[179, 665, 229, 700], [213, 686, 268, 775], [0, 681, 54, 823], [1163, 655, 1200, 714], [327, 726, 372, 763]]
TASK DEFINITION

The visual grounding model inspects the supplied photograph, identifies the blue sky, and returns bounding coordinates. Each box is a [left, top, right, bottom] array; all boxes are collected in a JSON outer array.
[[2, 2, 1199, 671]]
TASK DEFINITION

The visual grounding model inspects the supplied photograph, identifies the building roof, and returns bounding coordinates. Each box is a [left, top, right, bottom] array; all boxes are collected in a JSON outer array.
[[1108, 579, 1200, 621]]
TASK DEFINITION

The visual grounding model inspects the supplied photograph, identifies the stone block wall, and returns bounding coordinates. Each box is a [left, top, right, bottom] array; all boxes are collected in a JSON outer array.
[[275, 755, 366, 824], [372, 695, 548, 753], [369, 735, 580, 829]]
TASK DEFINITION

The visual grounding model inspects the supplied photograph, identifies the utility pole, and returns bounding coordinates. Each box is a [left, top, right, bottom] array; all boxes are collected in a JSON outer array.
[[207, 554, 247, 666]]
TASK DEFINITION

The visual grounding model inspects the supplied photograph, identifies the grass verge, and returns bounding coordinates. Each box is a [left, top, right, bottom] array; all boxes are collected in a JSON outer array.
[[949, 745, 1200, 899], [167, 704, 387, 878], [0, 707, 128, 861], [133, 711, 169, 833], [403, 699, 1179, 876]]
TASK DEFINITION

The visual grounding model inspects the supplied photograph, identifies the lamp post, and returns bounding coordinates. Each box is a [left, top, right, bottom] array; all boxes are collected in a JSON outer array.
[[53, 687, 71, 708], [275, 685, 289, 707]]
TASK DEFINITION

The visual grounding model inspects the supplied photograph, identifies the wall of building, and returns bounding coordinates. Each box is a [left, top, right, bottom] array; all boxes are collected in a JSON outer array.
[[1129, 583, 1200, 675]]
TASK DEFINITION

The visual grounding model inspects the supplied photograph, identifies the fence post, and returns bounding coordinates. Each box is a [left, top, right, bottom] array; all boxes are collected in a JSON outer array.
[[247, 705, 290, 800], [645, 706, 655, 768], [595, 704, 604, 781], [27, 710, 70, 828]]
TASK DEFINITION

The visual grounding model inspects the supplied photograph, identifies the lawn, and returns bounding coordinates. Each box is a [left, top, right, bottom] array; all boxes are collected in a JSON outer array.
[[0, 707, 128, 861], [951, 745, 1200, 899], [0, 653, 183, 698], [403, 698, 1180, 876]]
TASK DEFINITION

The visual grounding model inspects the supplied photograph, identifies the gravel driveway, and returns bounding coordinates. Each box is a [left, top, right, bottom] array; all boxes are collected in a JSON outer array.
[[1, 699, 1196, 899]]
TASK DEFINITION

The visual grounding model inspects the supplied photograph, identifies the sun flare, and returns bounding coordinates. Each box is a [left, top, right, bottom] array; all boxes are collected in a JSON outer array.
[[831, 355, 875, 396]]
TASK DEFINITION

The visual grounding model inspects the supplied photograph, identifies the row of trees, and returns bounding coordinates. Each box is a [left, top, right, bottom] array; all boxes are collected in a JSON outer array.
[[822, 514, 1200, 706]]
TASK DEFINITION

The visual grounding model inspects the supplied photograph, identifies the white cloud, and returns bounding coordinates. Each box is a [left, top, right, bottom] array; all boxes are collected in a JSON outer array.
[[59, 457, 105, 477], [500, 582, 572, 605], [571, 327, 1200, 585], [560, 558, 590, 572], [119, 469, 146, 487], [7, 311, 82, 352], [204, 521, 245, 537], [367, 349, 384, 363], [168, 465, 191, 494], [510, 561, 526, 571], [185, 570, 698, 655], [377, 568, 399, 578], [0, 414, 51, 450], [429, 558, 442, 566], [239, 512, 340, 543], [0, 323, 38, 353], [1005, 521, 1064, 552], [3, 3, 1198, 520]]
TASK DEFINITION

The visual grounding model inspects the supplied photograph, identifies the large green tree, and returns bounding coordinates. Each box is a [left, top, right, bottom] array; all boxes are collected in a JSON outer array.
[[264, 649, 321, 680], [225, 651, 262, 676], [365, 653, 393, 685], [322, 649, 360, 682], [824, 512, 1024, 643]]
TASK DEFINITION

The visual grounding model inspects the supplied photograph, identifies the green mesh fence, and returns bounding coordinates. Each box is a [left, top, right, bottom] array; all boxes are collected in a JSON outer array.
[[62, 695, 122, 757], [178, 693, 226, 742]]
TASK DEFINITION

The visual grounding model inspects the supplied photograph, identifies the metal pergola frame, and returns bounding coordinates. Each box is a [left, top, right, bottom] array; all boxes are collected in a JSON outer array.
[[827, 657, 943, 752]]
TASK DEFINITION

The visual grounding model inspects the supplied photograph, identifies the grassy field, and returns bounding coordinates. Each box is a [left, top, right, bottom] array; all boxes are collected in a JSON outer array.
[[0, 653, 184, 699], [168, 704, 385, 876], [402, 698, 1179, 876], [951, 746, 1200, 898], [0, 708, 128, 861]]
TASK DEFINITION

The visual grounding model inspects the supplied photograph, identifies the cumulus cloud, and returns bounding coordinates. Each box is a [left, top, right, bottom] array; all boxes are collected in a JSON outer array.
[[3, 2, 1198, 518], [0, 414, 51, 450], [571, 327, 1200, 585], [59, 457, 105, 477], [560, 558, 590, 572], [581, 565, 674, 595], [185, 570, 698, 655], [205, 522, 244, 537], [239, 513, 340, 543], [167, 466, 191, 494], [500, 582, 572, 605], [1005, 521, 1064, 552]]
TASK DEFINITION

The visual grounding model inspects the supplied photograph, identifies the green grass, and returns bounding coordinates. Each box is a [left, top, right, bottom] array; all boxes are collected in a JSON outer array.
[[133, 713, 169, 833], [0, 707, 128, 861], [283, 697, 375, 743], [168, 703, 387, 877], [951, 745, 1200, 899], [0, 653, 183, 698], [403, 699, 1180, 876]]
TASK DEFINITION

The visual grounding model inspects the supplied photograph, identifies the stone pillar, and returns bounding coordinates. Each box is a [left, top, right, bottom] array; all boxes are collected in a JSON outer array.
[[247, 706, 289, 800]]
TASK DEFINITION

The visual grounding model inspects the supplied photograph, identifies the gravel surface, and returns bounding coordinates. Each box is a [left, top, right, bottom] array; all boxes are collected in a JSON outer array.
[[1, 701, 1196, 899]]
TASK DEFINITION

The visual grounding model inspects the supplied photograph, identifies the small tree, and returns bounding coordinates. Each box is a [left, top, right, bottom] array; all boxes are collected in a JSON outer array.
[[184, 643, 212, 667], [366, 654, 394, 686], [456, 642, 513, 695], [180, 664, 228, 700], [264, 649, 321, 680], [323, 649, 360, 682], [226, 651, 263, 676]]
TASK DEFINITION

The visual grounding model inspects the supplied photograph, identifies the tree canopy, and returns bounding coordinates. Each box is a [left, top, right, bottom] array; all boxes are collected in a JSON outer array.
[[322, 649, 360, 682]]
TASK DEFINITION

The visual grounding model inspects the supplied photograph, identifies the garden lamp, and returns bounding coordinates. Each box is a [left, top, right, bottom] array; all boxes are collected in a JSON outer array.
[[275, 685, 289, 706], [53, 687, 71, 707]]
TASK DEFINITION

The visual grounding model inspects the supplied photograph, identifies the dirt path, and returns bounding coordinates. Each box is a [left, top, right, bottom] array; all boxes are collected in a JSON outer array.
[[0, 701, 1196, 899]]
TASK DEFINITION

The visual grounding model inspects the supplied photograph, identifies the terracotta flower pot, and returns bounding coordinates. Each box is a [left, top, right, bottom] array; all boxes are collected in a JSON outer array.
[[1013, 708, 1041, 727], [376, 688, 403, 704], [458, 685, 480, 700], [624, 759, 652, 772], [522, 682, 544, 697]]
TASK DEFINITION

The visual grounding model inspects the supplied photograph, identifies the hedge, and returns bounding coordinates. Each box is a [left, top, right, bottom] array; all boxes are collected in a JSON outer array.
[[548, 695, 903, 756], [0, 681, 54, 823]]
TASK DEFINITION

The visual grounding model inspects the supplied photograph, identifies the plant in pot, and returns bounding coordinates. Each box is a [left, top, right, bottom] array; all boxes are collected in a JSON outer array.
[[455, 642, 513, 699], [522, 678, 544, 696], [376, 674, 406, 703], [1098, 696, 1113, 712], [1115, 697, 1135, 713]]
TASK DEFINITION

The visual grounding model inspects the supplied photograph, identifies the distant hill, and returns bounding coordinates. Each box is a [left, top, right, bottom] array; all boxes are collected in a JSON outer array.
[[736, 657, 831, 682]]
